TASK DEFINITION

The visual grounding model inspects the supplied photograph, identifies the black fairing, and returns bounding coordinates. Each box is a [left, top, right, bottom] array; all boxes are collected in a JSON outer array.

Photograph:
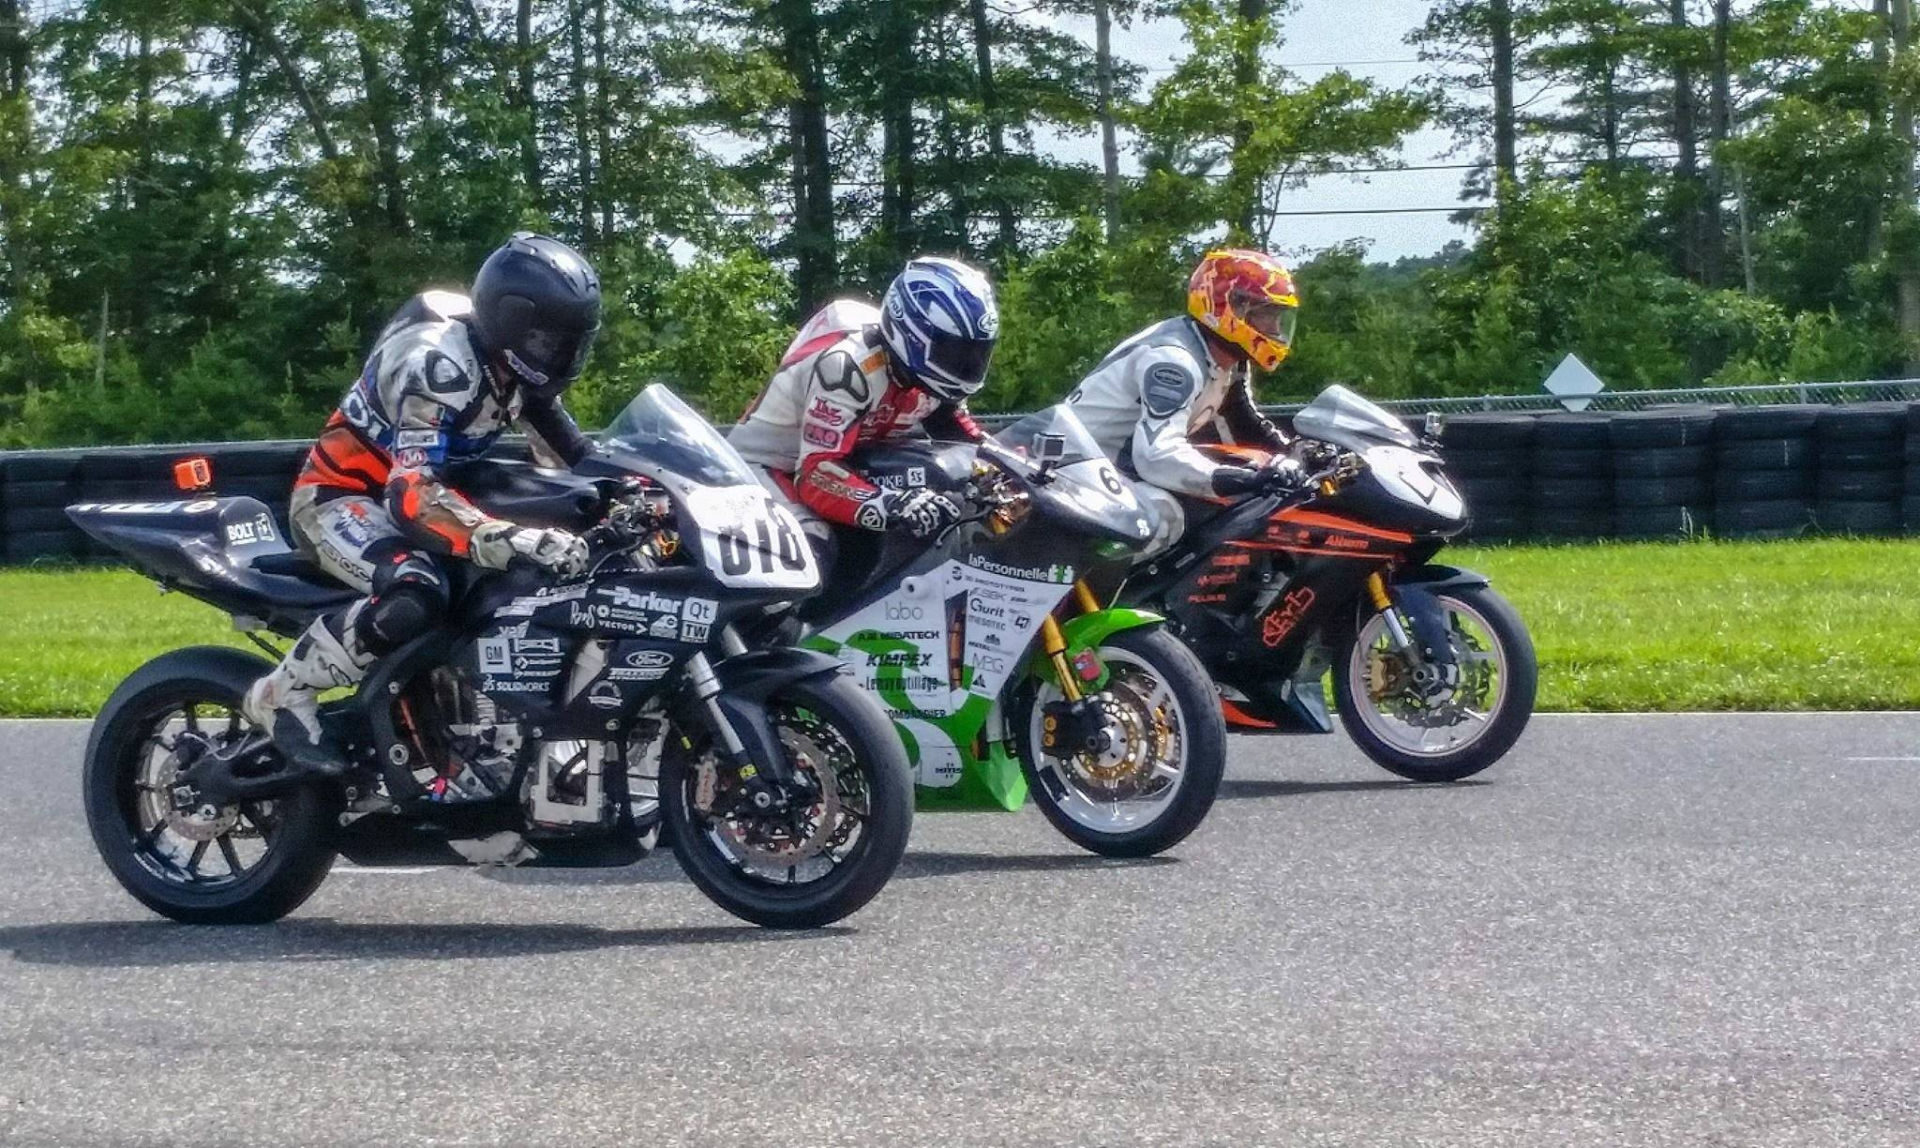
[[66, 496, 356, 635], [444, 457, 608, 531], [1318, 465, 1463, 537], [799, 440, 977, 621]]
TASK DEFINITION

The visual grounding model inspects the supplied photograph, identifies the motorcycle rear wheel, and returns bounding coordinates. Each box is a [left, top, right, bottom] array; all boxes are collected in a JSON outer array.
[[83, 646, 339, 924], [1333, 584, 1536, 783], [1012, 626, 1226, 858], [662, 673, 912, 929]]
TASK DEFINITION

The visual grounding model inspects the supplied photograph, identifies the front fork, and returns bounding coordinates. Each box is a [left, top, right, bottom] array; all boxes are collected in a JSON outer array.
[[1365, 571, 1419, 656]]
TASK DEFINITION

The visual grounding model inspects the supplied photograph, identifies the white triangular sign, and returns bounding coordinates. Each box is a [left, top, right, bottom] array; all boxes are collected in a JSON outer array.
[[1542, 354, 1605, 412]]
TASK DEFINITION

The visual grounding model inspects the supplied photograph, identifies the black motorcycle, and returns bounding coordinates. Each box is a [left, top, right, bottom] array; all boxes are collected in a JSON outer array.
[[69, 386, 912, 928], [1115, 385, 1537, 783]]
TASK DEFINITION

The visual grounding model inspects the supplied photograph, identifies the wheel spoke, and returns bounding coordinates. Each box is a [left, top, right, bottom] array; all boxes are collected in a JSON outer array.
[[182, 706, 201, 734], [217, 834, 243, 876], [186, 840, 209, 876], [135, 819, 167, 852]]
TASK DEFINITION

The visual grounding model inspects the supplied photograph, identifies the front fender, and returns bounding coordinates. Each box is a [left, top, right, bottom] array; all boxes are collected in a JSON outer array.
[[1027, 607, 1165, 689], [708, 646, 847, 701], [1394, 563, 1491, 591]]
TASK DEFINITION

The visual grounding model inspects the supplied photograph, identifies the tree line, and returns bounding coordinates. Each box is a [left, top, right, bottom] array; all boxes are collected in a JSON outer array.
[[0, 0, 1916, 447]]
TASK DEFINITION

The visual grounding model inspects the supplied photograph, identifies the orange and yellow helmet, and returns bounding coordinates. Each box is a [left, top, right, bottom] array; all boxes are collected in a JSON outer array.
[[1187, 249, 1299, 372]]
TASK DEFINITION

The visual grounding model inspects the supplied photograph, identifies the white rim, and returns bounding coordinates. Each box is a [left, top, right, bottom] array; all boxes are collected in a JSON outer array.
[[1346, 595, 1510, 759], [1027, 647, 1189, 835]]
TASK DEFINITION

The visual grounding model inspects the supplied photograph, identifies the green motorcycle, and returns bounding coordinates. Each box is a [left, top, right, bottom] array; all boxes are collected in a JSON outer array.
[[797, 406, 1227, 858]]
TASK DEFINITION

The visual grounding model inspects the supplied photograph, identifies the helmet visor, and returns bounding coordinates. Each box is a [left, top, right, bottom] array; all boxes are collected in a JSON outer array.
[[1237, 297, 1297, 348], [929, 336, 995, 388], [520, 323, 599, 389]]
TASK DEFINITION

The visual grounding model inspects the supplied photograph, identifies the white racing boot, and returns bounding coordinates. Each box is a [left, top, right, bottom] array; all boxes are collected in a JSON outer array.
[[241, 612, 375, 778]]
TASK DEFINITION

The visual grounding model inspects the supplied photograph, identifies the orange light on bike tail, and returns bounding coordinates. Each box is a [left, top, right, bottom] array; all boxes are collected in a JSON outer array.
[[173, 457, 213, 491]]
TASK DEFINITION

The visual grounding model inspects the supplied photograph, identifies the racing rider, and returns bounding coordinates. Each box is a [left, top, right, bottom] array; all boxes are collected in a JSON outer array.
[[730, 256, 999, 573], [1067, 248, 1305, 554], [243, 232, 603, 776]]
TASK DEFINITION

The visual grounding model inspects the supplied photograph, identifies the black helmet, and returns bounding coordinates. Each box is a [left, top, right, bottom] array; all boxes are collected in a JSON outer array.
[[470, 232, 601, 400]]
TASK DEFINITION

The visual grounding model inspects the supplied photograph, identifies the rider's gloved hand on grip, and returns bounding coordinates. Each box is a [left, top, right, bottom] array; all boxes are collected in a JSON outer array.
[[884, 488, 964, 539], [1263, 458, 1309, 493], [471, 522, 590, 578], [1210, 466, 1269, 498]]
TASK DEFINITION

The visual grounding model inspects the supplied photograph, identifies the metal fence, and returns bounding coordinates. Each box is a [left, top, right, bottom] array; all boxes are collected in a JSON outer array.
[[1257, 378, 1920, 416]]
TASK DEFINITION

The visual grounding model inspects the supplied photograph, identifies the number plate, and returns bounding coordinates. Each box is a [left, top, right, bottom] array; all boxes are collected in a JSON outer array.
[[683, 485, 821, 591]]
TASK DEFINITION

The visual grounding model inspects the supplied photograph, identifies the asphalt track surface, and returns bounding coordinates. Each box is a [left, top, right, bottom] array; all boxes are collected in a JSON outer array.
[[2, 714, 1919, 1147]]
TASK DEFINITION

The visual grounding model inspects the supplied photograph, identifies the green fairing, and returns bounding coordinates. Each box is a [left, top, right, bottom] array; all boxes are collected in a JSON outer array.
[[1027, 608, 1166, 691], [804, 632, 1028, 812]]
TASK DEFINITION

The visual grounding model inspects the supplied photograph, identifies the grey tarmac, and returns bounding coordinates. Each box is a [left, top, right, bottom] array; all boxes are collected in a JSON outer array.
[[1, 713, 1917, 1147]]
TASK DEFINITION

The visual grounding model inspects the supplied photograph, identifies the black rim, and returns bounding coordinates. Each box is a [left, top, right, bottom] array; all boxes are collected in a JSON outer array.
[[118, 698, 283, 891], [685, 702, 874, 890]]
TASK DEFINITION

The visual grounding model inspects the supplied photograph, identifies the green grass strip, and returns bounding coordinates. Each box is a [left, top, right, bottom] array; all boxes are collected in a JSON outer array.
[[1, 537, 1916, 716]]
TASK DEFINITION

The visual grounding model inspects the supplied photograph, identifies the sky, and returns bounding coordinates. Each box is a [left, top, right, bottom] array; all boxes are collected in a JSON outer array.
[[1045, 0, 1477, 263]]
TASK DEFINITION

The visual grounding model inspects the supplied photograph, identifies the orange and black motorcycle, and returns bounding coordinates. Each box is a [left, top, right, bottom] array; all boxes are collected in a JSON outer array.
[[1110, 385, 1537, 783]]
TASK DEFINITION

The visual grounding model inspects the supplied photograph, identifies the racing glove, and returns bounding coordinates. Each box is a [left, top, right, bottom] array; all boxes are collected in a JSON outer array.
[[471, 522, 590, 578], [884, 489, 964, 539]]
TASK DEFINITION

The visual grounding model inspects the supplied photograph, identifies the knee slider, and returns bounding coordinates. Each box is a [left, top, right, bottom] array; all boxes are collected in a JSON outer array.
[[356, 547, 448, 652]]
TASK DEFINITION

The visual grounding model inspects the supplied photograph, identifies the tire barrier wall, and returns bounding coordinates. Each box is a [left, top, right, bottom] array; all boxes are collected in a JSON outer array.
[[0, 438, 533, 565], [4, 406, 1920, 564], [1438, 402, 1920, 543]]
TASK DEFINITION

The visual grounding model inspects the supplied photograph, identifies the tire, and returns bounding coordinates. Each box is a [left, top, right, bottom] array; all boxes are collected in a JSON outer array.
[[1531, 447, 1611, 478], [1717, 437, 1811, 470], [1820, 441, 1903, 470], [1531, 507, 1613, 539], [1715, 405, 1821, 439], [1615, 475, 1709, 505], [83, 647, 338, 924], [1441, 414, 1536, 450], [4, 506, 73, 532], [1458, 476, 1527, 509], [1906, 432, 1920, 463], [217, 443, 310, 477], [1609, 408, 1717, 448], [5, 479, 74, 509], [1614, 503, 1708, 539], [1903, 495, 1920, 531], [1446, 448, 1530, 479], [3, 451, 82, 481], [662, 672, 912, 928], [1716, 469, 1811, 501], [1465, 505, 1529, 538], [1815, 498, 1900, 535], [1334, 583, 1536, 783], [1821, 468, 1901, 501], [4, 530, 83, 563], [1533, 414, 1613, 449], [1817, 404, 1906, 441], [1529, 477, 1612, 508], [1615, 445, 1710, 477], [1907, 463, 1920, 495], [1012, 625, 1226, 858], [1714, 498, 1812, 537]]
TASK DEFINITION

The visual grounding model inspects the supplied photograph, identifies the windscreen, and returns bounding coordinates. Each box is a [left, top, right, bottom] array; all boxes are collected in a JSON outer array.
[[1292, 384, 1417, 450], [992, 404, 1107, 467], [604, 385, 760, 489]]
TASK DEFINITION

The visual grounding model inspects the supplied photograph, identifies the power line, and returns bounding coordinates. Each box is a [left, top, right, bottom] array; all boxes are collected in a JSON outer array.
[[1267, 205, 1487, 216]]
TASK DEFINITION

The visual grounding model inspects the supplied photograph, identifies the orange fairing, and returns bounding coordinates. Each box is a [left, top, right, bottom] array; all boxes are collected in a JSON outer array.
[[1227, 506, 1413, 558], [1221, 698, 1277, 730]]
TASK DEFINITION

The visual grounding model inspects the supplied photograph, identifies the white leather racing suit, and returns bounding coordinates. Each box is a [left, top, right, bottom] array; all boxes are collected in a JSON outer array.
[[730, 300, 984, 540], [1066, 316, 1288, 554]]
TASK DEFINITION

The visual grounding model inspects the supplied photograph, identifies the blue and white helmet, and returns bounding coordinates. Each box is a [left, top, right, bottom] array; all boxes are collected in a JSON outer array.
[[879, 256, 999, 403]]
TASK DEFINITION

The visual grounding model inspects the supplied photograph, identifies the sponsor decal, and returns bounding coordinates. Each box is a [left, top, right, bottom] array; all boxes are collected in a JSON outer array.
[[1195, 571, 1238, 588], [854, 500, 888, 531], [908, 466, 927, 487], [224, 514, 278, 546], [681, 598, 717, 625], [479, 638, 511, 674], [609, 665, 670, 682], [587, 680, 623, 709], [681, 621, 711, 643], [394, 447, 430, 469], [885, 601, 926, 622], [1260, 586, 1317, 648], [807, 397, 850, 427], [853, 628, 939, 642], [965, 554, 1073, 584], [518, 637, 560, 654], [76, 499, 221, 516], [626, 650, 674, 670], [1142, 362, 1197, 419], [1213, 552, 1253, 568], [609, 586, 683, 613], [648, 615, 680, 639], [395, 428, 441, 449], [804, 424, 844, 449]]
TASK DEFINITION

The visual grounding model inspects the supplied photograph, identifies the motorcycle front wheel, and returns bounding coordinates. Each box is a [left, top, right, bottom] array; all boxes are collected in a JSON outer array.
[[1332, 583, 1537, 783], [1012, 626, 1227, 858], [662, 672, 912, 929]]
